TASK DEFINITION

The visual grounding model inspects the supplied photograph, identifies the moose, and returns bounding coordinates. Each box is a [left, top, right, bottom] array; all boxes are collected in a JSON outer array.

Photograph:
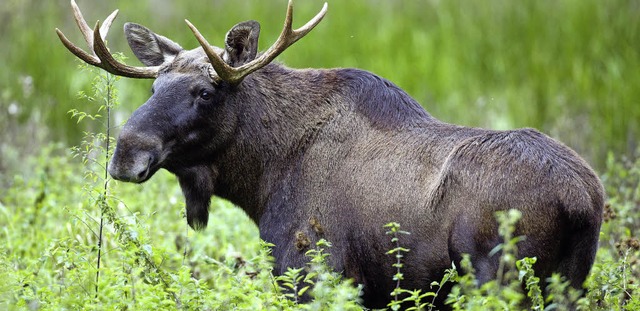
[[57, 0, 603, 308]]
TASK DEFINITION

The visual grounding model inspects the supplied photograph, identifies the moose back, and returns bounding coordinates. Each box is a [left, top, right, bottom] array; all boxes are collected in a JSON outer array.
[[57, 0, 603, 308]]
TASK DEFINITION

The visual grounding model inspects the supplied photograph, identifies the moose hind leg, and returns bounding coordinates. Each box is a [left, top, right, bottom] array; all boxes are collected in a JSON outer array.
[[555, 219, 600, 289], [447, 213, 502, 285]]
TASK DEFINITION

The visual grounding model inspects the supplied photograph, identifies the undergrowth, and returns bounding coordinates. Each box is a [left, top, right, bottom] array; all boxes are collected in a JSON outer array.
[[1, 62, 639, 310]]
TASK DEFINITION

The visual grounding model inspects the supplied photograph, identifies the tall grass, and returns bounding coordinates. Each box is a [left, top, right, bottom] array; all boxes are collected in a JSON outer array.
[[1, 142, 638, 309], [0, 0, 638, 175]]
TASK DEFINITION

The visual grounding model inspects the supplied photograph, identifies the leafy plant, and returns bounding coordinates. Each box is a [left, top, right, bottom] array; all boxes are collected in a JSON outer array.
[[445, 210, 552, 310], [581, 150, 640, 310], [1, 143, 640, 310], [302, 239, 363, 310], [384, 222, 455, 311], [277, 267, 308, 304], [385, 222, 411, 310]]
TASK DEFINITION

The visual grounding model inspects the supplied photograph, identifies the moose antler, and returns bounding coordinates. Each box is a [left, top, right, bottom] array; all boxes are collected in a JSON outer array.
[[56, 0, 158, 79], [186, 0, 328, 84]]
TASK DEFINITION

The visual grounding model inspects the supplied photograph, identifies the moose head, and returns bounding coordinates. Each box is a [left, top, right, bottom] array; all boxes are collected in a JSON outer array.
[[57, 0, 328, 229]]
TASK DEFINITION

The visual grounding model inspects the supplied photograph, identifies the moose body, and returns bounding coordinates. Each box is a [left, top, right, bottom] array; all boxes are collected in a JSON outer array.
[[58, 1, 603, 308], [175, 66, 603, 307]]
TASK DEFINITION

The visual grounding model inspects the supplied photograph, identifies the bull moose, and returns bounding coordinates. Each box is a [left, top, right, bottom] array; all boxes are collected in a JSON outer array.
[[57, 0, 604, 308]]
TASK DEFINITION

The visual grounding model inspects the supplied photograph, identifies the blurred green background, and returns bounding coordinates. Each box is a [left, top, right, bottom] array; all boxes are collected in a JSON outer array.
[[1, 0, 638, 180]]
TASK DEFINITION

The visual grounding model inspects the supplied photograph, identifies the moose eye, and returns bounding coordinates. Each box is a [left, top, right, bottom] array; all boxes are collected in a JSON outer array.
[[199, 90, 213, 101]]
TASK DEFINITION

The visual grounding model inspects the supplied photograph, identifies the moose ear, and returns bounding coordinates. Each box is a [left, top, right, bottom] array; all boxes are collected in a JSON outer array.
[[222, 20, 260, 67], [124, 22, 183, 66]]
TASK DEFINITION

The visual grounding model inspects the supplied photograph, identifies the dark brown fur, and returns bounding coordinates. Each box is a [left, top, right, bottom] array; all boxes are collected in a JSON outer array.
[[106, 21, 604, 309]]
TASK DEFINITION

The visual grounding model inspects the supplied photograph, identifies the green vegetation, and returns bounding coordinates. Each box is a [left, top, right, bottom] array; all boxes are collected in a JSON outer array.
[[1, 0, 639, 310], [0, 0, 638, 171], [1, 134, 638, 309]]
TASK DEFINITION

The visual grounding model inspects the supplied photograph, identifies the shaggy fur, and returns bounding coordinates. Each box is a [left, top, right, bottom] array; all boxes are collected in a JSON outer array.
[[107, 21, 604, 309]]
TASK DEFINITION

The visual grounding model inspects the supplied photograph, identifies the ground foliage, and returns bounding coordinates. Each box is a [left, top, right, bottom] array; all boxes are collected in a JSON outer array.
[[1, 142, 638, 310], [1, 67, 640, 311], [1, 0, 638, 178]]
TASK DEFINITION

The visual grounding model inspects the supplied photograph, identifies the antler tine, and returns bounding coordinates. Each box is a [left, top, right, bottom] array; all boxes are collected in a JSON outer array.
[[57, 0, 158, 79], [188, 0, 328, 84], [278, 0, 328, 48], [185, 20, 236, 82], [100, 9, 119, 42], [70, 0, 95, 51], [56, 28, 101, 67]]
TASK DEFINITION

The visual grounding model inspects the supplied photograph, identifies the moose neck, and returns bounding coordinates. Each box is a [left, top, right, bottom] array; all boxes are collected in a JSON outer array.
[[175, 63, 445, 229], [207, 64, 341, 223]]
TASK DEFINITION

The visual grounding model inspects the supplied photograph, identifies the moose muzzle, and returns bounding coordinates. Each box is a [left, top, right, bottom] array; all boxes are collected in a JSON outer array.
[[108, 131, 163, 183]]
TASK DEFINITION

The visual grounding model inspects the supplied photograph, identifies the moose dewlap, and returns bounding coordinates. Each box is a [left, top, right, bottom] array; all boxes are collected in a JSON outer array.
[[57, 0, 603, 308]]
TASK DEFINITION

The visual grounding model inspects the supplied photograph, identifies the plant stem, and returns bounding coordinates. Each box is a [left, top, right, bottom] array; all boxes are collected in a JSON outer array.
[[95, 73, 113, 298]]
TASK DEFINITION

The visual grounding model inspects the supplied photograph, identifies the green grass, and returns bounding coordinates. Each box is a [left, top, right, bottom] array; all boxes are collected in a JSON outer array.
[[1, 0, 638, 171], [0, 142, 638, 309]]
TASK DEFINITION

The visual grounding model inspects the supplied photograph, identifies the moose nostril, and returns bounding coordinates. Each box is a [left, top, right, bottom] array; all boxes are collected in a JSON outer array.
[[136, 167, 149, 181], [134, 155, 152, 180]]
